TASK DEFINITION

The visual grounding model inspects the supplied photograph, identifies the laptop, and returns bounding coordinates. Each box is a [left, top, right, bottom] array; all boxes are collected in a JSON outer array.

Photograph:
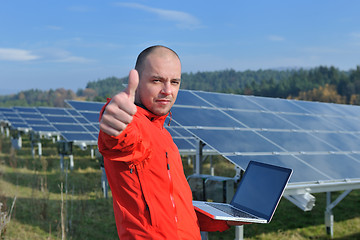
[[193, 161, 292, 223]]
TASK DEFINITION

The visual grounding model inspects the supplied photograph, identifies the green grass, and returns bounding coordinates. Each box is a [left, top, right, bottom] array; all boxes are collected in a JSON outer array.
[[1, 134, 360, 239]]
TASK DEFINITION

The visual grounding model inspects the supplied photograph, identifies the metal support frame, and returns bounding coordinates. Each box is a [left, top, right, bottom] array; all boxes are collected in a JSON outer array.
[[38, 142, 42, 158], [285, 180, 360, 237], [325, 190, 352, 238], [195, 140, 205, 174], [31, 141, 43, 159], [60, 154, 64, 171], [235, 226, 244, 240], [91, 147, 95, 159], [69, 154, 74, 170], [284, 193, 316, 211], [101, 166, 109, 198], [11, 131, 22, 150], [60, 154, 74, 172]]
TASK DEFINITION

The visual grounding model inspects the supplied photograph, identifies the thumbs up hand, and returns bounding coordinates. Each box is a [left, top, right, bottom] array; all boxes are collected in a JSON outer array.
[[99, 69, 139, 136]]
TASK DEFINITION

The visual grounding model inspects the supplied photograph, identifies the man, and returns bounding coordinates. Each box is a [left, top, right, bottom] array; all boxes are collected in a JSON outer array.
[[98, 45, 230, 239], [98, 45, 202, 239]]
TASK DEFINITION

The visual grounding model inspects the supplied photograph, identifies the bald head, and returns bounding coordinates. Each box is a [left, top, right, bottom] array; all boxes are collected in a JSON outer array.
[[135, 45, 180, 78], [133, 45, 181, 116]]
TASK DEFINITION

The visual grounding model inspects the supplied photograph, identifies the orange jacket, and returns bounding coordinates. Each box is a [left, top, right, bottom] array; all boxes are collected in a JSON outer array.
[[98, 104, 201, 240]]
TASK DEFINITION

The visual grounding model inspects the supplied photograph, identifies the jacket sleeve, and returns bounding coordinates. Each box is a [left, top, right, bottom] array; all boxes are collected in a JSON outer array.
[[97, 99, 144, 162], [195, 211, 230, 232]]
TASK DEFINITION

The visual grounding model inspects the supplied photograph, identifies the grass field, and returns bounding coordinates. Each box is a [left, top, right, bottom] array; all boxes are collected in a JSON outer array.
[[1, 133, 359, 240]]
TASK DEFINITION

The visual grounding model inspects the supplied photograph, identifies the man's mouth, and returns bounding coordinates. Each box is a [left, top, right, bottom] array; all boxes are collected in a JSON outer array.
[[156, 99, 171, 104]]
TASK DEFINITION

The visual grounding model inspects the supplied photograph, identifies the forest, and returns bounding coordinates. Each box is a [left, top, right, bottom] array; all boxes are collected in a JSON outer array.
[[1, 65, 360, 107]]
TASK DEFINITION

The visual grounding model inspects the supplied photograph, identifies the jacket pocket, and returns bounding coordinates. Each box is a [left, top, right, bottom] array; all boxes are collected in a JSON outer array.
[[135, 162, 159, 227]]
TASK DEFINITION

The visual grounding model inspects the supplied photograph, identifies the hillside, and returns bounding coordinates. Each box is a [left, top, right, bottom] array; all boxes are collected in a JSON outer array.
[[1, 66, 360, 107]]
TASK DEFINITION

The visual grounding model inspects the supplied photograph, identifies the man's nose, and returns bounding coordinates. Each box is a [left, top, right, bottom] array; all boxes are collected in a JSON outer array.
[[161, 82, 172, 95]]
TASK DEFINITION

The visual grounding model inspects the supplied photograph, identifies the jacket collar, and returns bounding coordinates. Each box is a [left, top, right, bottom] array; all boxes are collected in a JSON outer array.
[[136, 104, 169, 129]]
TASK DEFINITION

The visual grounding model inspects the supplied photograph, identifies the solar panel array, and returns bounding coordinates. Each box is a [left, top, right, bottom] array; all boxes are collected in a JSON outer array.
[[171, 90, 360, 184], [0, 106, 98, 145], [2, 90, 360, 187], [65, 100, 215, 155], [1, 107, 30, 131]]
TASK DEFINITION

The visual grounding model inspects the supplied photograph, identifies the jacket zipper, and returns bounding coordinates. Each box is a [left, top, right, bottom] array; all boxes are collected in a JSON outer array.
[[166, 152, 178, 223]]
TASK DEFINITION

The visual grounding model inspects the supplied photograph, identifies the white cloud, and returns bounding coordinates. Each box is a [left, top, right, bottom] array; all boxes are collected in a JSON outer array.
[[267, 35, 285, 42], [0, 47, 93, 63], [37, 48, 94, 63], [116, 2, 202, 29], [0, 48, 40, 61]]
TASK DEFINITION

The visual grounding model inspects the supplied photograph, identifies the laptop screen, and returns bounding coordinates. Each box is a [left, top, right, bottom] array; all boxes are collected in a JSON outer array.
[[231, 161, 292, 221]]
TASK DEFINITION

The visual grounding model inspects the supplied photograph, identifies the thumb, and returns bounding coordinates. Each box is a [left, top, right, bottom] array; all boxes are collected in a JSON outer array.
[[124, 69, 139, 102]]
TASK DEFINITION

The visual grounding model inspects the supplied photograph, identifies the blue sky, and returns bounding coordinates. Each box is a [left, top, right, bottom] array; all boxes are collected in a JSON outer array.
[[1, 0, 360, 95]]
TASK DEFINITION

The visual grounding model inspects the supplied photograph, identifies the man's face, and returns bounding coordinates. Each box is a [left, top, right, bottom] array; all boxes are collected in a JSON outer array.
[[135, 52, 181, 116]]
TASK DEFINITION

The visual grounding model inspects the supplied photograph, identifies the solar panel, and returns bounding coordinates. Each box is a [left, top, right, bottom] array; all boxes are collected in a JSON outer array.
[[66, 100, 102, 131], [0, 107, 14, 113], [66, 100, 104, 112], [165, 120, 215, 155], [66, 99, 215, 154], [65, 91, 360, 188], [0, 108, 30, 131], [13, 107, 58, 135], [13, 106, 39, 113], [170, 90, 360, 186], [37, 106, 97, 144], [37, 107, 69, 115]]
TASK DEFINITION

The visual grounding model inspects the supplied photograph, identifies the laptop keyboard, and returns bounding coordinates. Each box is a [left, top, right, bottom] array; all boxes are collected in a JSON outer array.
[[206, 202, 258, 219]]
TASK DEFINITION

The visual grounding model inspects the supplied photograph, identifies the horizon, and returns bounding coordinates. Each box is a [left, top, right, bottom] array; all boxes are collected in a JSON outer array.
[[1, 1, 360, 95], [1, 65, 356, 96]]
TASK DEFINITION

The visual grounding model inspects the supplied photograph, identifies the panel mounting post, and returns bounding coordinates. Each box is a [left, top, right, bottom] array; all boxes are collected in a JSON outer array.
[[195, 140, 205, 174], [325, 192, 334, 238], [325, 190, 352, 238]]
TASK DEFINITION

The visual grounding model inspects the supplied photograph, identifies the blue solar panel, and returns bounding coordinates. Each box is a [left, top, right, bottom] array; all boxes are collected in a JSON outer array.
[[80, 112, 100, 123], [13, 107, 38, 113], [73, 116, 89, 124], [18, 113, 44, 120], [37, 107, 69, 115], [52, 124, 88, 132], [84, 125, 98, 132], [246, 95, 310, 114], [225, 155, 330, 183], [0, 107, 14, 113], [26, 91, 359, 186], [169, 90, 360, 185], [66, 100, 104, 112], [171, 107, 245, 128], [36, 106, 97, 143], [31, 125, 58, 132], [44, 116, 78, 124], [225, 110, 298, 130], [189, 128, 283, 153], [0, 109, 30, 130], [11, 122, 30, 129], [174, 91, 212, 107], [65, 100, 104, 140], [61, 132, 97, 142], [67, 109, 82, 116]]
